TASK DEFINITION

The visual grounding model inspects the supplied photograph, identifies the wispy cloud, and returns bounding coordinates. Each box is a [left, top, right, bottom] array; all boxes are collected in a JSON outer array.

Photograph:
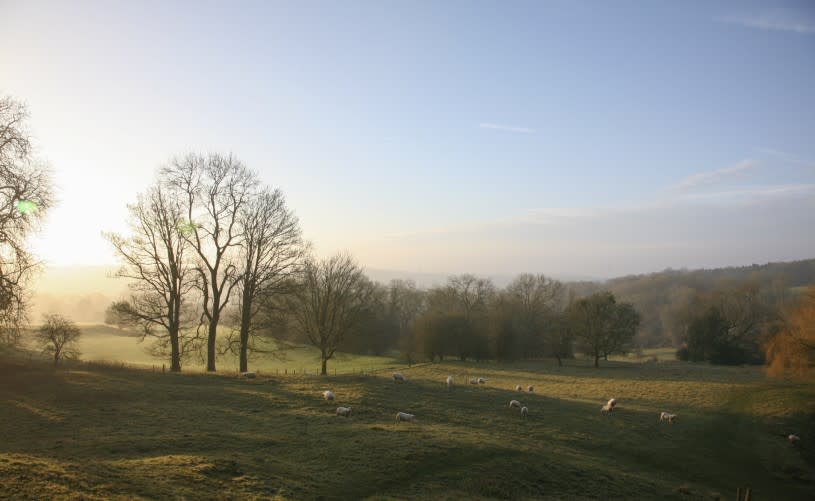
[[678, 183, 815, 202], [722, 11, 815, 34], [670, 160, 755, 191], [757, 147, 814, 167], [478, 123, 535, 133]]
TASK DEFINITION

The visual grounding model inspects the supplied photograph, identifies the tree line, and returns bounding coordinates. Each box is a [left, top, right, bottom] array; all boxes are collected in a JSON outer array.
[[97, 152, 644, 374]]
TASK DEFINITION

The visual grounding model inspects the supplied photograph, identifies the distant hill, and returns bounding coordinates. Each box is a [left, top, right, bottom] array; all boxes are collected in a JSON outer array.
[[567, 258, 815, 348], [27, 259, 815, 335]]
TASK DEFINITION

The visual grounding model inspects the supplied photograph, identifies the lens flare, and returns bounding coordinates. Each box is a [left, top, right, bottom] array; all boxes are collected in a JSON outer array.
[[15, 200, 38, 214], [177, 220, 197, 236]]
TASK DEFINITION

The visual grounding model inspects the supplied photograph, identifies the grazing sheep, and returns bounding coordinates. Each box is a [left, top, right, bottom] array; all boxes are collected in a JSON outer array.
[[336, 406, 352, 418], [470, 378, 479, 385], [395, 411, 415, 422], [527, 385, 534, 393], [515, 385, 523, 391], [521, 406, 529, 418], [607, 398, 617, 409], [659, 412, 676, 424], [322, 390, 335, 401], [392, 372, 405, 383], [241, 371, 257, 379], [446, 375, 454, 388], [477, 377, 486, 384], [788, 434, 801, 444], [509, 399, 522, 409], [601, 403, 613, 414]]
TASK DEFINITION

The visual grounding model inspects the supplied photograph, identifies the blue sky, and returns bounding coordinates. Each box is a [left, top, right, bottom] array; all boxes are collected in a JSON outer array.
[[1, 0, 814, 279]]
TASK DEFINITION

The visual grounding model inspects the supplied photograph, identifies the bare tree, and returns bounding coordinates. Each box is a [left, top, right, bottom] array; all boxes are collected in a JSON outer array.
[[35, 314, 81, 366], [161, 153, 258, 372], [225, 187, 306, 372], [104, 185, 197, 371], [287, 253, 372, 375], [505, 273, 567, 360], [446, 274, 495, 321], [388, 279, 425, 364], [0, 96, 53, 345]]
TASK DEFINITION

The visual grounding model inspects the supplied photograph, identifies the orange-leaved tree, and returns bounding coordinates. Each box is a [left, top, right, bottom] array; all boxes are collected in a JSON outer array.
[[765, 286, 815, 378]]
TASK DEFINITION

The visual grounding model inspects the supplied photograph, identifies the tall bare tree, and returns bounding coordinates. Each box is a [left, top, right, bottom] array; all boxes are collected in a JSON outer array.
[[161, 153, 258, 371], [505, 273, 567, 359], [0, 95, 53, 345], [388, 279, 425, 364], [287, 253, 372, 375], [104, 185, 197, 371], [225, 187, 306, 372], [446, 274, 495, 321]]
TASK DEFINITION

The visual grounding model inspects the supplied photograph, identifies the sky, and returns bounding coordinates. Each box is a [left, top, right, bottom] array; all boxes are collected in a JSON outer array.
[[1, 0, 814, 280]]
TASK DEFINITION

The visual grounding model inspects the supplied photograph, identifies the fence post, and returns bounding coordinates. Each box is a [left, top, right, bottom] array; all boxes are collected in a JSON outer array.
[[744, 488, 751, 501]]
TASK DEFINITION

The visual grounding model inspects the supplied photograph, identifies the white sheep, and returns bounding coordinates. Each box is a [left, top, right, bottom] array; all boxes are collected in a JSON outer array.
[[601, 403, 613, 414], [392, 372, 405, 383], [477, 377, 486, 384], [607, 398, 617, 409], [241, 371, 257, 379], [446, 375, 454, 388], [509, 399, 521, 409], [788, 434, 801, 444], [322, 390, 335, 401], [469, 378, 478, 385], [515, 385, 523, 391], [527, 385, 534, 393], [520, 406, 529, 418], [395, 411, 415, 422], [336, 406, 352, 418], [659, 412, 676, 424]]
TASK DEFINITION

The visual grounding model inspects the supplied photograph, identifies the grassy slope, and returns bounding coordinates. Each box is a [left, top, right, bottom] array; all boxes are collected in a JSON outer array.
[[1, 354, 813, 500]]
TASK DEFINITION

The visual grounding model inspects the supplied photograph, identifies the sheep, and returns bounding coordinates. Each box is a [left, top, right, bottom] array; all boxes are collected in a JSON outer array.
[[788, 434, 801, 444], [509, 399, 522, 409], [659, 412, 676, 424], [322, 390, 335, 401], [527, 385, 534, 393], [607, 398, 617, 409], [601, 403, 613, 414], [395, 411, 415, 422], [336, 406, 352, 418], [392, 372, 405, 383], [477, 377, 486, 384], [520, 406, 529, 418], [446, 375, 454, 388], [515, 385, 523, 391], [241, 371, 257, 379], [469, 378, 479, 385]]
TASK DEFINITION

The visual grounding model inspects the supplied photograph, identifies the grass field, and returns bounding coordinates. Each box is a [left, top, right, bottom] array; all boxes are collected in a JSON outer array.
[[25, 324, 402, 375], [1, 348, 813, 500]]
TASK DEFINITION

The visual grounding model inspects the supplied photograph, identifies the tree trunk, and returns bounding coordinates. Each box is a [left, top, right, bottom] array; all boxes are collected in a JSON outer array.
[[321, 357, 328, 376], [207, 309, 219, 372], [239, 294, 251, 373], [53, 351, 59, 366], [594, 354, 600, 368], [239, 331, 249, 372], [170, 326, 182, 372]]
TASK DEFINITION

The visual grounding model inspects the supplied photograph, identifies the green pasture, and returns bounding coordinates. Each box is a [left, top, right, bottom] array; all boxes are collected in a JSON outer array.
[[1, 349, 812, 500]]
